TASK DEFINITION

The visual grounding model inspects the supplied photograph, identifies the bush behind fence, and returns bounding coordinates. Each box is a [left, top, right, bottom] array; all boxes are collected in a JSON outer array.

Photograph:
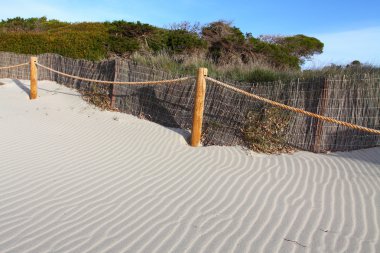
[[1, 52, 379, 152]]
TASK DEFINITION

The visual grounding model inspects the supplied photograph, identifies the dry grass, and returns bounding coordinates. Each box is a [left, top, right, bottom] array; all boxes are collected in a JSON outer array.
[[243, 106, 295, 154], [130, 50, 297, 82], [80, 83, 115, 111]]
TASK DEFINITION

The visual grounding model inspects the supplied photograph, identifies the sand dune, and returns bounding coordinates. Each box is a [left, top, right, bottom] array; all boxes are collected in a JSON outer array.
[[0, 78, 379, 253]]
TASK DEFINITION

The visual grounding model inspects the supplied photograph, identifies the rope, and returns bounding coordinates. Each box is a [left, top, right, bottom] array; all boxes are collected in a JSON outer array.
[[206, 76, 380, 135], [0, 62, 29, 70], [36, 63, 193, 85]]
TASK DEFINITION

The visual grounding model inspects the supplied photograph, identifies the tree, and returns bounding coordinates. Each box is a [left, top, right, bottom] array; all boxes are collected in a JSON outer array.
[[201, 21, 249, 63], [168, 21, 202, 36], [274, 35, 324, 62], [350, 60, 361, 66]]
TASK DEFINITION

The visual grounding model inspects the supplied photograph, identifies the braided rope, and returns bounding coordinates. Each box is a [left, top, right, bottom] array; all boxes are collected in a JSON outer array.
[[36, 63, 193, 85], [0, 62, 29, 70], [206, 76, 380, 135]]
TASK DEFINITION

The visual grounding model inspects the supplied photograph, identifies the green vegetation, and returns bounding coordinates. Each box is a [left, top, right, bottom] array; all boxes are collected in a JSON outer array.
[[0, 17, 206, 61], [3, 18, 376, 82], [303, 61, 380, 78], [0, 17, 69, 32], [0, 17, 324, 74], [0, 19, 108, 60]]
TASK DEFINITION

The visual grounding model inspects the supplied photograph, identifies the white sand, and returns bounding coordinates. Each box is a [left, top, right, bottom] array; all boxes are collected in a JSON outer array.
[[0, 78, 379, 253]]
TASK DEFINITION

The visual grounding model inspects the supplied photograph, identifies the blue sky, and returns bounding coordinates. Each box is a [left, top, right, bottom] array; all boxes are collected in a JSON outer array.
[[1, 0, 379, 68]]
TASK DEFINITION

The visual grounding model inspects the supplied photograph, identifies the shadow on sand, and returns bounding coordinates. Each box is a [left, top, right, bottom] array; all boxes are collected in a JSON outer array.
[[13, 79, 30, 95]]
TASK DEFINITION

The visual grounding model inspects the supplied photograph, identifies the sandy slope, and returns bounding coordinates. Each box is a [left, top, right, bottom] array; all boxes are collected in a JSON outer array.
[[0, 78, 379, 253]]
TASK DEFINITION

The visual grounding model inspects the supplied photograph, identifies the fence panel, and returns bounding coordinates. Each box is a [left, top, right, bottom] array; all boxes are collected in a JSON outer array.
[[0, 52, 378, 152]]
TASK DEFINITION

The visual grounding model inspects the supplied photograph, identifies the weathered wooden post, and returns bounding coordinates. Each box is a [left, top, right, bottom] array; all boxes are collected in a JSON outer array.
[[110, 84, 116, 108], [110, 59, 119, 108], [30, 56, 38, 100], [313, 78, 329, 152], [191, 68, 208, 147]]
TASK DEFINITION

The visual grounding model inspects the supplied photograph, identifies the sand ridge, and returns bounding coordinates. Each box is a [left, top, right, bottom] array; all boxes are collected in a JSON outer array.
[[0, 79, 379, 253]]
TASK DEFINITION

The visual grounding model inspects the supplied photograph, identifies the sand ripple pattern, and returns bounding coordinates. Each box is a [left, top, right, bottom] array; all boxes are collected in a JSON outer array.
[[0, 79, 380, 253]]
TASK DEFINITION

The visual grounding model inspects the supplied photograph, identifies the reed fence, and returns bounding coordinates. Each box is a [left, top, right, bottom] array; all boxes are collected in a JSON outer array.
[[0, 52, 379, 152]]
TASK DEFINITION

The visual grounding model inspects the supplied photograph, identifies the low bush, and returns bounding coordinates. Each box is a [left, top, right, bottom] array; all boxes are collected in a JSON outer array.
[[243, 106, 295, 153]]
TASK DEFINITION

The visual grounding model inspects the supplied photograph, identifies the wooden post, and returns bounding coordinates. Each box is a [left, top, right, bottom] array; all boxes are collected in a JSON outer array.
[[110, 59, 118, 108], [313, 78, 329, 152], [191, 68, 208, 147], [30, 56, 38, 100], [110, 84, 116, 108]]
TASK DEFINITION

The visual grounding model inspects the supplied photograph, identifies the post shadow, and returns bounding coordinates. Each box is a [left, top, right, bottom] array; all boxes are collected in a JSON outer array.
[[301, 81, 323, 151], [13, 79, 30, 95], [137, 86, 181, 128]]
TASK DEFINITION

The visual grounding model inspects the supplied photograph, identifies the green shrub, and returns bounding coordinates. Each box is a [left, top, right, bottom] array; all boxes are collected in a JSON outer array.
[[249, 37, 300, 69], [0, 17, 69, 32], [166, 29, 206, 53], [107, 20, 156, 37], [0, 17, 325, 71], [107, 36, 140, 54], [0, 22, 108, 60]]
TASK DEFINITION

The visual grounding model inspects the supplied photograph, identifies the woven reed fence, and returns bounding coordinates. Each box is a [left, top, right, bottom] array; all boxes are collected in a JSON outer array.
[[203, 76, 379, 152], [1, 52, 379, 152]]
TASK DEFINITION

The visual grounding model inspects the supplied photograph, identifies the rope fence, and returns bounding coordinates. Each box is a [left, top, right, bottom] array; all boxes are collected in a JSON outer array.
[[0, 53, 378, 152], [0, 62, 29, 70], [205, 76, 380, 135], [36, 63, 194, 85]]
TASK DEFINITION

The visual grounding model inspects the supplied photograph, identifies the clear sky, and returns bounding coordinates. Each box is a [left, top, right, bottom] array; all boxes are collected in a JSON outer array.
[[1, 0, 379, 68]]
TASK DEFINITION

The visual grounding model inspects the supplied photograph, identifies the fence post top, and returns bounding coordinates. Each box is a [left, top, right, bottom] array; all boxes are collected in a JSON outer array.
[[198, 67, 208, 76]]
